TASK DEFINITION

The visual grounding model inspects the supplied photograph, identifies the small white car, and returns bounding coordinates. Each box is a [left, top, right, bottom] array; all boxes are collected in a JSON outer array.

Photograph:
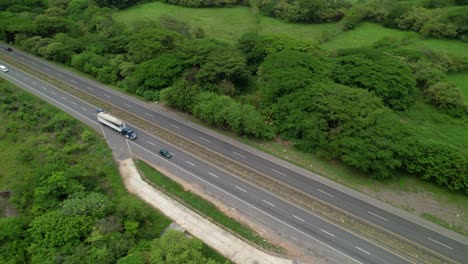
[[0, 65, 8, 72]]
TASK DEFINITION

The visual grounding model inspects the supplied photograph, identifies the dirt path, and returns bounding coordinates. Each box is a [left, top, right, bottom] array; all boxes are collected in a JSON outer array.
[[118, 158, 293, 264]]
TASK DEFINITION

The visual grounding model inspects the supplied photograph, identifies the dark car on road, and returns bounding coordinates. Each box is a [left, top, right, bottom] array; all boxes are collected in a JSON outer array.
[[159, 149, 172, 158]]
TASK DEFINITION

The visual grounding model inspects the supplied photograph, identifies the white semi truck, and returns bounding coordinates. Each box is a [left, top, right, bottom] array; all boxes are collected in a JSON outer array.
[[97, 109, 137, 140]]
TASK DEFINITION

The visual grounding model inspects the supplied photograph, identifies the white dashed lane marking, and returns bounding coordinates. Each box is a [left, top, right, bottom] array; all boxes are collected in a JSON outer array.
[[355, 247, 371, 255], [145, 113, 154, 118], [71, 79, 78, 84], [293, 215, 305, 222], [124, 103, 132, 108], [235, 186, 247, 193], [170, 124, 180, 129], [199, 137, 211, 143], [263, 200, 276, 207], [428, 237, 452, 250], [146, 141, 155, 146], [271, 168, 287, 176], [103, 94, 111, 98], [368, 211, 389, 222], [233, 152, 246, 158], [317, 188, 335, 198], [321, 229, 335, 237], [208, 172, 219, 178], [186, 161, 196, 167]]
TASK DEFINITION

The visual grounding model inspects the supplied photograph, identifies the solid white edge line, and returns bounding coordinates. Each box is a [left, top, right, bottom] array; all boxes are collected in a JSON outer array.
[[321, 229, 335, 237], [208, 172, 219, 178], [233, 152, 246, 158], [317, 188, 335, 198], [293, 215, 305, 222], [355, 246, 371, 255], [128, 141, 363, 264], [235, 186, 247, 193], [368, 211, 389, 222], [428, 237, 453, 250], [271, 168, 287, 176]]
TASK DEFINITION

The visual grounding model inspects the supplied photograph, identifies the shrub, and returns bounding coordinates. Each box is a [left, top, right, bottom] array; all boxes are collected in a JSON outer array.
[[424, 82, 467, 117]]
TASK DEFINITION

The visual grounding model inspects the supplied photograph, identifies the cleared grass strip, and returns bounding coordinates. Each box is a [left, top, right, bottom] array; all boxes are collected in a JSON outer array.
[[136, 160, 282, 253]]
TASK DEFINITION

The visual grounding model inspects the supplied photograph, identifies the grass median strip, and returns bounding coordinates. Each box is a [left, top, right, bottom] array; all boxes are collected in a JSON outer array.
[[136, 160, 282, 253]]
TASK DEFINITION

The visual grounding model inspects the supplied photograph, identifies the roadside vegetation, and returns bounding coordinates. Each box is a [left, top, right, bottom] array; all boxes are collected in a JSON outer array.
[[0, 80, 228, 263], [0, 0, 466, 233], [137, 160, 281, 252]]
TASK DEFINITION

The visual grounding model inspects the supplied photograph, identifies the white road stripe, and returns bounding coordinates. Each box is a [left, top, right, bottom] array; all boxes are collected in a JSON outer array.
[[124, 103, 132, 108], [368, 211, 389, 221], [263, 200, 276, 207], [186, 161, 196, 167], [235, 186, 247, 193], [51, 91, 56, 95], [32, 81, 37, 85], [71, 79, 78, 84], [293, 215, 305, 222], [81, 107, 87, 111], [87, 87, 94, 91], [233, 152, 246, 158], [146, 141, 155, 146], [317, 188, 335, 198], [41, 86, 47, 90], [130, 142, 364, 264], [208, 172, 219, 178], [170, 124, 180, 129], [61, 96, 66, 100], [45, 68, 50, 71], [428, 237, 452, 250], [103, 94, 111, 98], [321, 229, 335, 237], [355, 246, 371, 255], [32, 62, 37, 65], [71, 102, 77, 105], [199, 137, 211, 143], [145, 113, 154, 117], [271, 168, 287, 176], [22, 77, 28, 80], [57, 73, 62, 77], [20, 57, 24, 60]]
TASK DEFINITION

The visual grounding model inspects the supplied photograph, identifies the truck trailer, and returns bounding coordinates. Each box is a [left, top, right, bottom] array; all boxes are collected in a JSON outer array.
[[97, 109, 137, 140]]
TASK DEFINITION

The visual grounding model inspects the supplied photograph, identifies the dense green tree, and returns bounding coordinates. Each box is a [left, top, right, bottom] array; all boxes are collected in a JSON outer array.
[[0, 216, 30, 263], [126, 54, 184, 92], [127, 27, 183, 63], [62, 192, 114, 219], [274, 82, 411, 178], [149, 230, 219, 264], [28, 210, 93, 262], [258, 50, 330, 104], [160, 79, 201, 112], [332, 48, 416, 110], [405, 142, 468, 192]]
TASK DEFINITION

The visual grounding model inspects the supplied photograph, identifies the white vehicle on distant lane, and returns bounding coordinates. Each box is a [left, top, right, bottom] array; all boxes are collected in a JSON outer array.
[[0, 65, 8, 72]]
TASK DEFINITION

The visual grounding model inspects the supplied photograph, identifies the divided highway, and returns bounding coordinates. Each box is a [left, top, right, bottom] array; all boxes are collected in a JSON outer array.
[[1, 47, 467, 263]]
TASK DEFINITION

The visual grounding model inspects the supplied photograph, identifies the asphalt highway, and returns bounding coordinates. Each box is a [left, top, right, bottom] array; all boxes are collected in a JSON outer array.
[[1, 47, 467, 263]]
